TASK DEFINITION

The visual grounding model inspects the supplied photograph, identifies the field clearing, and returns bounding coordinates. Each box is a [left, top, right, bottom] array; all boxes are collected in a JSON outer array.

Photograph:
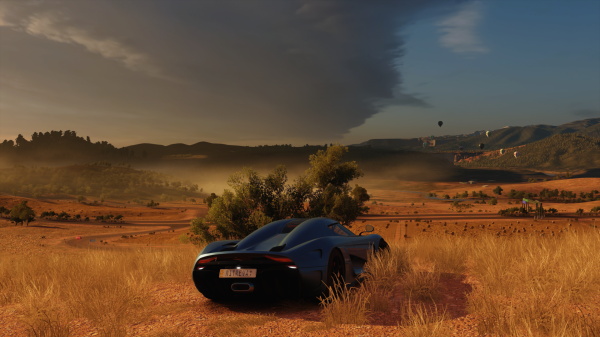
[[1, 177, 599, 336], [1, 231, 599, 336], [0, 195, 207, 221], [0, 221, 157, 257]]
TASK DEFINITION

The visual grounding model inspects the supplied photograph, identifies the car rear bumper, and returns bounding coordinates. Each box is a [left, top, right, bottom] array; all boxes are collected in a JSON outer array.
[[193, 267, 302, 299]]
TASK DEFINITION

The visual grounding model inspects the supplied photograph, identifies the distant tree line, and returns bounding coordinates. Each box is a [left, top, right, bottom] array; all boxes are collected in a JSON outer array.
[[0, 164, 203, 202], [0, 130, 137, 162]]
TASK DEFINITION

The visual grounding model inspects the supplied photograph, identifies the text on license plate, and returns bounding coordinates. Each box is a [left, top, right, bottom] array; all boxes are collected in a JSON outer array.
[[219, 269, 257, 278]]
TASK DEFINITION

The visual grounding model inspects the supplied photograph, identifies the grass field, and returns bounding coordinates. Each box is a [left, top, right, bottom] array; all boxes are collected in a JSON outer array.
[[1, 175, 599, 336], [1, 229, 599, 336]]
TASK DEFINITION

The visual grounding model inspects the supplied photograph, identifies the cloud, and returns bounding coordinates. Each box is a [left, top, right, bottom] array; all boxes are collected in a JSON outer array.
[[0, 2, 179, 82], [1, 0, 465, 144], [437, 1, 488, 54], [570, 109, 600, 117]]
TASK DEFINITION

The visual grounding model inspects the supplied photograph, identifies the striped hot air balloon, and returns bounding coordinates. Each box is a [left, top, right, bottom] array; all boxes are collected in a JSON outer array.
[[514, 151, 519, 158], [500, 149, 505, 155]]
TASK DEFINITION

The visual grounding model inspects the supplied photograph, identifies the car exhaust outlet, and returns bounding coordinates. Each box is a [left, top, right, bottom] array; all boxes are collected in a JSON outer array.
[[231, 283, 254, 292]]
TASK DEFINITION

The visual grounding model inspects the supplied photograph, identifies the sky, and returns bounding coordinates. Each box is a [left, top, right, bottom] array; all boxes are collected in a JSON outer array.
[[1, 0, 599, 147]]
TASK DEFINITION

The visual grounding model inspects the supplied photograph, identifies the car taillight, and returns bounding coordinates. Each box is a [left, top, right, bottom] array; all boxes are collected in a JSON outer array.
[[196, 256, 217, 267], [195, 257, 217, 271], [265, 255, 293, 263]]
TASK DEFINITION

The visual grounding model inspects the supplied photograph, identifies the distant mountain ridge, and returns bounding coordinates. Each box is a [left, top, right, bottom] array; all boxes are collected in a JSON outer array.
[[351, 118, 600, 151]]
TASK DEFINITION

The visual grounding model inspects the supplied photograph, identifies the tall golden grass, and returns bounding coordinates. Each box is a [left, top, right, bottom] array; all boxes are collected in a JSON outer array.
[[0, 245, 202, 336], [319, 230, 600, 335]]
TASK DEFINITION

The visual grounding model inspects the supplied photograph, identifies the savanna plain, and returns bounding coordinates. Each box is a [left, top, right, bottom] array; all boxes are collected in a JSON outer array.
[[1, 176, 600, 337]]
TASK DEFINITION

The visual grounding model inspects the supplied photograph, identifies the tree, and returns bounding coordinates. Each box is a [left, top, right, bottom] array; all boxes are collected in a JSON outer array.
[[191, 144, 368, 242], [576, 208, 584, 216], [489, 198, 498, 205], [493, 186, 503, 196], [77, 195, 87, 203], [204, 193, 219, 208], [147, 200, 159, 208], [10, 201, 36, 226]]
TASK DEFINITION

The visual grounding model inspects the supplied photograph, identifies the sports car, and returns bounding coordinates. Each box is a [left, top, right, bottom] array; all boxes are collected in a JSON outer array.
[[192, 217, 388, 301]]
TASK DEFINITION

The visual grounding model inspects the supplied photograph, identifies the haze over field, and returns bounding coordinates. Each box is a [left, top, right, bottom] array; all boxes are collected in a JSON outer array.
[[1, 0, 599, 147]]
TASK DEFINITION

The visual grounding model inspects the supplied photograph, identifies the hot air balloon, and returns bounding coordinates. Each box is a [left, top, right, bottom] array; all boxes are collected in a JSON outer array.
[[479, 143, 485, 150], [514, 151, 519, 158], [430, 135, 434, 140], [486, 131, 490, 137], [500, 149, 505, 155], [438, 121, 443, 127], [423, 142, 428, 148], [459, 146, 464, 151]]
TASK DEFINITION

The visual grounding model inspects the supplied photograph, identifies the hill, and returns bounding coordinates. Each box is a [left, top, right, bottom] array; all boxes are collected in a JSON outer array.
[[354, 118, 600, 151], [0, 164, 206, 203], [455, 134, 600, 170]]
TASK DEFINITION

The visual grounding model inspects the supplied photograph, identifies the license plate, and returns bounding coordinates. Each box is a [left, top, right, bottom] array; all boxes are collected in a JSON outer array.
[[219, 269, 257, 278]]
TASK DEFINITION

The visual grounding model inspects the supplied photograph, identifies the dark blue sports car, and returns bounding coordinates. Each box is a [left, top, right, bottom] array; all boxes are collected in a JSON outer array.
[[192, 217, 388, 300]]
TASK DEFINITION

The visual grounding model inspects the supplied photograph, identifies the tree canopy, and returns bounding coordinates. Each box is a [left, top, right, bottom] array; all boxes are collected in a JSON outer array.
[[10, 200, 36, 226], [190, 143, 370, 242]]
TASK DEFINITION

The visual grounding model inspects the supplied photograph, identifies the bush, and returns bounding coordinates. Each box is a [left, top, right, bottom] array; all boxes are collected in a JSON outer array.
[[489, 198, 498, 205], [178, 234, 189, 244]]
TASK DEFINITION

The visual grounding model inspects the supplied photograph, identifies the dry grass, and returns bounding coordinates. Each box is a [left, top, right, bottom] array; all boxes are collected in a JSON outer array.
[[468, 287, 600, 336], [150, 329, 187, 337], [320, 228, 600, 335], [468, 231, 600, 300], [207, 313, 277, 337], [402, 265, 444, 301], [408, 235, 470, 275], [397, 300, 450, 337], [0, 245, 202, 335], [466, 230, 600, 336], [318, 276, 371, 328]]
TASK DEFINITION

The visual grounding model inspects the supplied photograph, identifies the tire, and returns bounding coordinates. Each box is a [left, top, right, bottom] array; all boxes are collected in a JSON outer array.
[[378, 239, 389, 253], [325, 249, 346, 290]]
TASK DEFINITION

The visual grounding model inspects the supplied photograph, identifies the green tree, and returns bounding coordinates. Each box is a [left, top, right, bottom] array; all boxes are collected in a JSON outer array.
[[77, 195, 87, 203], [147, 200, 159, 208], [204, 193, 219, 208], [489, 198, 498, 205], [493, 186, 503, 196], [191, 144, 368, 242], [576, 208, 584, 216], [10, 201, 36, 226]]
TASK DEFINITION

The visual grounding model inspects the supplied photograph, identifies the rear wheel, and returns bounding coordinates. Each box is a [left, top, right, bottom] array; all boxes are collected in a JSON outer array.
[[378, 239, 389, 253], [325, 249, 346, 290]]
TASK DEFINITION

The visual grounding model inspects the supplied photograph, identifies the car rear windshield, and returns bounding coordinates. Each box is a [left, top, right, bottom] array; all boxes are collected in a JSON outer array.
[[328, 223, 355, 236], [281, 219, 306, 234]]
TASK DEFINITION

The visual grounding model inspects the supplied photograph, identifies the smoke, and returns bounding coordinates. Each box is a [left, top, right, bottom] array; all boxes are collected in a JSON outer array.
[[0, 0, 465, 145]]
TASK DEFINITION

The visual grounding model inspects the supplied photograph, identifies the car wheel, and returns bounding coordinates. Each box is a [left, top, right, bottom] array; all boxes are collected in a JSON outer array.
[[325, 249, 346, 290], [378, 239, 389, 253]]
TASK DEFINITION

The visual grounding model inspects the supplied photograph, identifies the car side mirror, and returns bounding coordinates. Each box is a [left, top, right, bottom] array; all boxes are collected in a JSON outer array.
[[359, 224, 374, 236]]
